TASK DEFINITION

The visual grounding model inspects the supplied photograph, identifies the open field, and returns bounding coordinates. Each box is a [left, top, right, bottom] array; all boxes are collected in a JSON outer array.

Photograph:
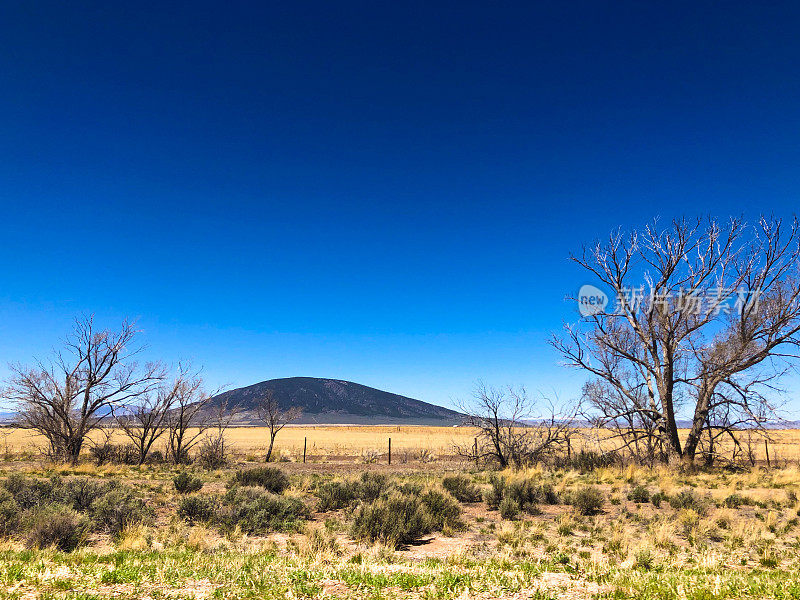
[[0, 460, 797, 599], [0, 425, 479, 462], [3, 425, 800, 464]]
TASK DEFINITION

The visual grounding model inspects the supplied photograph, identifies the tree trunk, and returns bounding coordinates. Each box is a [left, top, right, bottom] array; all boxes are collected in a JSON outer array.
[[660, 382, 683, 461], [683, 388, 712, 463], [265, 435, 275, 462], [704, 426, 715, 467], [68, 437, 83, 465]]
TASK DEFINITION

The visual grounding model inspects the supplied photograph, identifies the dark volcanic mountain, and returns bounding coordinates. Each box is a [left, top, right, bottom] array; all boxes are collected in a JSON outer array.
[[207, 377, 464, 425]]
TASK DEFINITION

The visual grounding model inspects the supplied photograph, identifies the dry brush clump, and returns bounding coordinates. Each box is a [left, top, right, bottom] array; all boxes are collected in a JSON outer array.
[[178, 486, 310, 534], [565, 486, 605, 516], [23, 504, 90, 551], [442, 474, 482, 503], [231, 466, 290, 493], [486, 472, 561, 517], [313, 472, 391, 511], [173, 471, 204, 494], [349, 488, 463, 547], [311, 471, 465, 547], [0, 473, 153, 549], [177, 466, 309, 534]]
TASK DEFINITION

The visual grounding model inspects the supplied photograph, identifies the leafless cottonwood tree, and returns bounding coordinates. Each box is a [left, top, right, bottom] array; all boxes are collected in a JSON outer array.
[[581, 379, 664, 466], [456, 382, 578, 468], [552, 216, 800, 465], [256, 390, 302, 462], [197, 398, 240, 468], [115, 372, 186, 465], [3, 316, 164, 464], [165, 366, 216, 464]]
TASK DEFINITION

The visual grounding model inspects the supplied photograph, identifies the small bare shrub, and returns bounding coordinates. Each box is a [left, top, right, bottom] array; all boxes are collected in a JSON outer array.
[[197, 434, 229, 469], [88, 438, 119, 465], [414, 449, 436, 463], [360, 449, 380, 464]]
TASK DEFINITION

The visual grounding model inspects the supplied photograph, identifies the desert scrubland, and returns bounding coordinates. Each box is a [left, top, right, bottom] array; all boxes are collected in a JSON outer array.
[[0, 427, 797, 599]]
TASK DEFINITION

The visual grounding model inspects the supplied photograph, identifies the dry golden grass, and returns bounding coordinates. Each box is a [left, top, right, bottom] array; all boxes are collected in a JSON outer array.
[[2, 424, 800, 462], [0, 425, 480, 459]]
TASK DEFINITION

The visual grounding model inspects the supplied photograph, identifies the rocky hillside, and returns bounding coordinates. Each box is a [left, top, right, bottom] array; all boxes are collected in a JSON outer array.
[[206, 377, 464, 425]]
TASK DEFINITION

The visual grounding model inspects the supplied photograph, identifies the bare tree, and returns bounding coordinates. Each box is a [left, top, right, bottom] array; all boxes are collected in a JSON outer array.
[[456, 382, 578, 468], [552, 216, 800, 465], [197, 398, 241, 469], [581, 379, 663, 466], [3, 316, 164, 464], [116, 373, 185, 465], [87, 426, 119, 465], [256, 390, 302, 462], [165, 366, 214, 464]]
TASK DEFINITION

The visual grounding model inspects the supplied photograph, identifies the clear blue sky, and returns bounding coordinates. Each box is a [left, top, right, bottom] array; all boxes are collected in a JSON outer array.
[[1, 2, 799, 413]]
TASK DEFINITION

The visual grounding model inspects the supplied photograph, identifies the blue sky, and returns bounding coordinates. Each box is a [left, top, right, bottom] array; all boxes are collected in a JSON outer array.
[[1, 2, 799, 413]]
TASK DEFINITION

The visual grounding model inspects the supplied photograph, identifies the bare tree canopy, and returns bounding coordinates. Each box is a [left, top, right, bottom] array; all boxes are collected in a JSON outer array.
[[3, 316, 164, 463], [256, 390, 302, 462], [552, 216, 800, 465], [165, 364, 215, 464], [457, 382, 578, 468], [197, 397, 240, 468], [115, 370, 186, 465]]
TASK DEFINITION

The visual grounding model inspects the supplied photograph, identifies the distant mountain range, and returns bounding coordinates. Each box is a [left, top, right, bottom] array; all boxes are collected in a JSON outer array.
[[1, 381, 797, 428], [206, 377, 464, 425]]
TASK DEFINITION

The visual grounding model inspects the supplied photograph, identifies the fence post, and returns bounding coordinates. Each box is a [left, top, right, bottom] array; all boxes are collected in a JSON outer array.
[[765, 439, 771, 468], [303, 437, 307, 464], [567, 437, 572, 460], [388, 438, 391, 465]]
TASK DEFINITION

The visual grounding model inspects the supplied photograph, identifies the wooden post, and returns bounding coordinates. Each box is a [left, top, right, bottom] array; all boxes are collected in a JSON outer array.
[[765, 439, 771, 468], [303, 437, 307, 463], [388, 438, 392, 465], [473, 437, 478, 462], [567, 437, 572, 460]]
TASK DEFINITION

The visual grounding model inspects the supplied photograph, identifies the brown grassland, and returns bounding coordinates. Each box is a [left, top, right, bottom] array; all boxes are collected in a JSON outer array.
[[0, 426, 798, 600], [4, 425, 800, 463]]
